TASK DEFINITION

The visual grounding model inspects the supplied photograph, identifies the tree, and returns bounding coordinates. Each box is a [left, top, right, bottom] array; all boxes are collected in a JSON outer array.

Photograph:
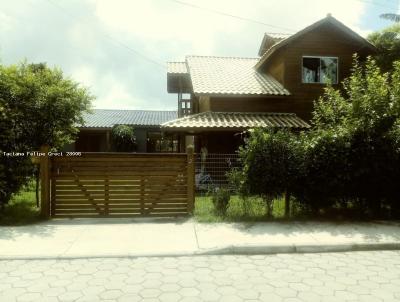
[[0, 61, 93, 209], [111, 125, 137, 152], [368, 24, 400, 72], [238, 129, 303, 217]]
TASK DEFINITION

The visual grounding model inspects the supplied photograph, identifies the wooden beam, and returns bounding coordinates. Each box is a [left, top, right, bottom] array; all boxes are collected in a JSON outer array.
[[186, 146, 195, 214]]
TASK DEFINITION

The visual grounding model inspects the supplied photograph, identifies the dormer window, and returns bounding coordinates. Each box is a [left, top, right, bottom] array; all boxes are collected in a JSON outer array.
[[302, 56, 338, 84]]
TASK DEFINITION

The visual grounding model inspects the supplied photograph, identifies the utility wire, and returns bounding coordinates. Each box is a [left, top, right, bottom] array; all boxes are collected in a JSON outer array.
[[168, 0, 296, 33], [44, 0, 166, 69]]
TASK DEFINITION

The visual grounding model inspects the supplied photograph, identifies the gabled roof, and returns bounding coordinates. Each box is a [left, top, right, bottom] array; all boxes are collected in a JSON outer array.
[[258, 33, 291, 56], [81, 109, 178, 128], [255, 14, 376, 69], [185, 56, 290, 96], [161, 111, 310, 131]]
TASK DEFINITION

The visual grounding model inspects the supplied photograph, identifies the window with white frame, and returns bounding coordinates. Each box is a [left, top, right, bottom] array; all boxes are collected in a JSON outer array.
[[302, 56, 338, 84]]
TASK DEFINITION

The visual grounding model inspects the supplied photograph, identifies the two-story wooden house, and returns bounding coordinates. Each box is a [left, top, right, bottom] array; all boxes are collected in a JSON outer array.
[[163, 15, 376, 153]]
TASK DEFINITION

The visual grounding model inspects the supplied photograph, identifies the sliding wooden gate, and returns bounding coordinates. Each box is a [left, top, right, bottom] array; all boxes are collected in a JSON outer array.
[[41, 149, 194, 218]]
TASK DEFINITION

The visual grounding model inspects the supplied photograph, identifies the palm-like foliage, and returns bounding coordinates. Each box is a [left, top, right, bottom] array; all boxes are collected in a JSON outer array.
[[380, 13, 400, 22]]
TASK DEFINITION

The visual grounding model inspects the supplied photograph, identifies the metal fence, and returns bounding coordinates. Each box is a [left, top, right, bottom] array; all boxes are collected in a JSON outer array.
[[194, 153, 241, 191]]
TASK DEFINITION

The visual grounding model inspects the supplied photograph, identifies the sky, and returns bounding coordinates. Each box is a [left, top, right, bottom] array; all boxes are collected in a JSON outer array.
[[0, 0, 399, 111]]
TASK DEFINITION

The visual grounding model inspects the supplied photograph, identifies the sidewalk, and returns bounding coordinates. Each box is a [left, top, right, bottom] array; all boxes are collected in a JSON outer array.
[[0, 218, 400, 258]]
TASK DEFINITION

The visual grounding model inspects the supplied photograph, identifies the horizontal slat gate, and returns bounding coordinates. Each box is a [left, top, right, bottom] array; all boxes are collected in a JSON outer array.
[[50, 153, 189, 218]]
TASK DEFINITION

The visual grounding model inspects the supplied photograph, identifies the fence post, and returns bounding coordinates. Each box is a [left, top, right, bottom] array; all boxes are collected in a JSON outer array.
[[187, 146, 195, 214], [40, 145, 51, 219]]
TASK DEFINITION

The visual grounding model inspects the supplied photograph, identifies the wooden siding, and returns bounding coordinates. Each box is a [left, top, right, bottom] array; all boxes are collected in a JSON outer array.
[[199, 96, 211, 112], [266, 54, 285, 85], [199, 23, 373, 121], [203, 97, 310, 121]]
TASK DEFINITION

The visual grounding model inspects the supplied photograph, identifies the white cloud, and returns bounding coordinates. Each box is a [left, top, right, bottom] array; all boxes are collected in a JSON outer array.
[[1, 0, 375, 110], [71, 66, 96, 89], [0, 11, 15, 32]]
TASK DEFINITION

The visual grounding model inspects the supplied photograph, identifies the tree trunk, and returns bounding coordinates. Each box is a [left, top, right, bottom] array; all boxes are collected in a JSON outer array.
[[35, 167, 40, 208], [264, 195, 273, 218]]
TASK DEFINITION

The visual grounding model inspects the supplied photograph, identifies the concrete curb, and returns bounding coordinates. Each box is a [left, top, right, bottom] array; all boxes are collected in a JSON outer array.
[[1, 242, 400, 260], [197, 242, 400, 255]]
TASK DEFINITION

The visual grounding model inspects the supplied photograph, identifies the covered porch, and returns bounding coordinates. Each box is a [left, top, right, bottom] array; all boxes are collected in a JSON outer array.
[[161, 111, 310, 154]]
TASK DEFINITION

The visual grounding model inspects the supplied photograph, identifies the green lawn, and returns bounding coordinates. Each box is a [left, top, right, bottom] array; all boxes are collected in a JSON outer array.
[[0, 182, 42, 226], [194, 194, 287, 222]]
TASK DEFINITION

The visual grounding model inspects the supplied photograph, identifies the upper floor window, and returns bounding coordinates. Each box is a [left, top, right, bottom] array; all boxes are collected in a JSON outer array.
[[302, 56, 338, 84]]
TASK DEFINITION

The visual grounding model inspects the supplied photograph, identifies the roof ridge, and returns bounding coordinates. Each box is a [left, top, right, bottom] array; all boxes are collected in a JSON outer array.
[[214, 112, 295, 115], [186, 55, 259, 60]]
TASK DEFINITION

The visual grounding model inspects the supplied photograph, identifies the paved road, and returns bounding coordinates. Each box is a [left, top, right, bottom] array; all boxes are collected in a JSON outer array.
[[1, 251, 400, 302]]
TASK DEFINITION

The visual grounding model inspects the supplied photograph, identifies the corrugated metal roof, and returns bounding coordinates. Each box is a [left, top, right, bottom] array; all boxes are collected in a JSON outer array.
[[161, 111, 310, 130], [186, 56, 290, 96], [81, 109, 178, 128], [167, 62, 188, 74]]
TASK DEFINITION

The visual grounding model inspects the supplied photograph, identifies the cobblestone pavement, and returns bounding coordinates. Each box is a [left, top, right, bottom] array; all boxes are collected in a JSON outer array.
[[1, 251, 400, 302]]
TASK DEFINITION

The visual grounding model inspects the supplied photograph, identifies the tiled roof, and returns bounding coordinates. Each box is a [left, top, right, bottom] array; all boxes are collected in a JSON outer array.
[[167, 62, 188, 74], [81, 109, 178, 128], [266, 33, 291, 40], [186, 56, 290, 96], [258, 33, 291, 56], [161, 112, 310, 130]]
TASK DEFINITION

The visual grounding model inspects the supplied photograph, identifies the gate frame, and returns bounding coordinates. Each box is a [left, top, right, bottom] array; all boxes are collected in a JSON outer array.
[[39, 145, 195, 219]]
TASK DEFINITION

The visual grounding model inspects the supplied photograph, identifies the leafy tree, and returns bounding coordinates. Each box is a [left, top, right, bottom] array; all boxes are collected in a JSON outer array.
[[0, 61, 93, 209], [111, 125, 137, 152], [380, 13, 400, 23], [238, 129, 303, 217], [368, 24, 400, 72]]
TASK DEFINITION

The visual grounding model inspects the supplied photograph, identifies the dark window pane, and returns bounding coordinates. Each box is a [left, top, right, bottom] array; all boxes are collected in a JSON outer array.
[[303, 57, 320, 83]]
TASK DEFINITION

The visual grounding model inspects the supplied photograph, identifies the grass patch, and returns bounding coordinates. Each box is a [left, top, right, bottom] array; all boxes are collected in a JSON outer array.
[[0, 181, 43, 226], [194, 194, 286, 222]]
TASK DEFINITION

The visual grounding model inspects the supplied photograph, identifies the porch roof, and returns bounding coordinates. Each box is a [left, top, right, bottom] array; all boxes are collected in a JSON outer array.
[[161, 111, 310, 131]]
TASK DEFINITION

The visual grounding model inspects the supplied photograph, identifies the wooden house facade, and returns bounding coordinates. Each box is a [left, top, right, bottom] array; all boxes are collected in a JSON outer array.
[[163, 15, 376, 153]]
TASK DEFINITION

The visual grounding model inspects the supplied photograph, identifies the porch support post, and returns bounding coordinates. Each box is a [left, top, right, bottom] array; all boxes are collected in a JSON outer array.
[[106, 130, 111, 151], [187, 146, 195, 214], [185, 135, 194, 152]]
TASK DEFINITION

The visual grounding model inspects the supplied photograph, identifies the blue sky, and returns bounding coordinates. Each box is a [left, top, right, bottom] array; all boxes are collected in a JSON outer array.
[[0, 0, 399, 111], [360, 0, 400, 30]]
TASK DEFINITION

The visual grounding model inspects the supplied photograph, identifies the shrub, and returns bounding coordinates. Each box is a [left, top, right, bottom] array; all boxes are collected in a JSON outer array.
[[111, 125, 137, 152], [211, 187, 231, 216], [294, 129, 351, 213], [227, 167, 251, 216]]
